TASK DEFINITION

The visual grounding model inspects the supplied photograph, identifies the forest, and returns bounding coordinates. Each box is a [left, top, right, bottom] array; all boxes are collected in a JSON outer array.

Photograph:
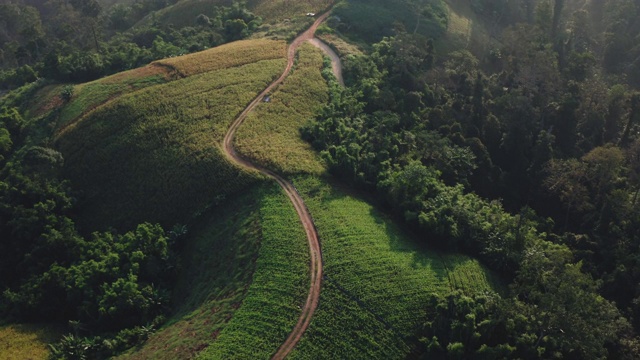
[[2, 0, 640, 358]]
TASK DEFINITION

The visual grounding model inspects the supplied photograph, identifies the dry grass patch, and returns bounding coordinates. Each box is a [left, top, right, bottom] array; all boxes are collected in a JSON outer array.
[[0, 324, 61, 360], [316, 33, 364, 56], [235, 44, 329, 176], [156, 39, 286, 77]]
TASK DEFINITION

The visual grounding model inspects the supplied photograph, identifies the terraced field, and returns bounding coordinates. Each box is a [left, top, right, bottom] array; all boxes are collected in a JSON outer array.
[[54, 39, 287, 232], [288, 176, 500, 358]]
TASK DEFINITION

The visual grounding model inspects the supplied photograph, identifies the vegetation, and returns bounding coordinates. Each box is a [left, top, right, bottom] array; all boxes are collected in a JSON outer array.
[[235, 43, 328, 176], [156, 38, 285, 77], [289, 175, 498, 358], [55, 53, 286, 232], [331, 0, 448, 44], [298, 0, 640, 356], [0, 0, 268, 88], [0, 324, 61, 360], [116, 184, 265, 360], [199, 184, 310, 359], [57, 65, 170, 130], [4, 0, 640, 358]]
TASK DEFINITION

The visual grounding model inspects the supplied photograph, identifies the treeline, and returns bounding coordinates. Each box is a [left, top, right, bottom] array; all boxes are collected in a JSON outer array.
[[0, 99, 183, 357], [304, 0, 640, 357], [1, 0, 261, 87]]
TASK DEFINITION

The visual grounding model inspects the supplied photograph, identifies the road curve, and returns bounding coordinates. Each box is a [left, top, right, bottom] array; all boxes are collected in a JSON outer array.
[[222, 11, 332, 360], [308, 38, 344, 86]]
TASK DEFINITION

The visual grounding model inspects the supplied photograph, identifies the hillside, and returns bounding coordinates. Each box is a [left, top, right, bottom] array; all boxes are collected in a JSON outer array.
[[4, 0, 640, 359], [53, 39, 286, 232]]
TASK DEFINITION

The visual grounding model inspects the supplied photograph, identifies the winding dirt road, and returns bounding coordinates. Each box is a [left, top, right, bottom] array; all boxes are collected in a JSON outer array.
[[222, 10, 338, 360]]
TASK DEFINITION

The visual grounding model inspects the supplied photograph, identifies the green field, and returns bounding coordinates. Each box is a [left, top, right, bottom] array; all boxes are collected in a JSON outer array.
[[56, 65, 170, 131], [54, 40, 287, 232], [288, 176, 500, 358], [235, 43, 328, 176], [0, 324, 61, 360], [198, 184, 310, 359]]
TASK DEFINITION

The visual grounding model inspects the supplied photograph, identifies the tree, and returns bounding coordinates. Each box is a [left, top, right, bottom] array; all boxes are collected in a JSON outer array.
[[544, 158, 591, 229]]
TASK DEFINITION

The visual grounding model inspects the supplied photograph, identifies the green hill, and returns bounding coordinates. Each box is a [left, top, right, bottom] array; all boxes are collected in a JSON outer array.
[[53, 39, 286, 232]]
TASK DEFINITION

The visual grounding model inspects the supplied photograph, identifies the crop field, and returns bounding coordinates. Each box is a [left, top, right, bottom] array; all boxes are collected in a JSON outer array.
[[199, 184, 310, 359], [289, 283, 411, 359], [235, 44, 328, 176], [288, 175, 500, 358], [57, 65, 170, 130], [55, 50, 286, 231], [0, 324, 60, 360], [156, 39, 286, 77], [117, 186, 265, 360]]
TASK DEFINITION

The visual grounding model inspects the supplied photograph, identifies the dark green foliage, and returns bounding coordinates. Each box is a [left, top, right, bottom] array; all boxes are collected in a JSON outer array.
[[0, 106, 180, 358], [304, 5, 640, 353], [332, 0, 447, 44], [0, 1, 261, 86]]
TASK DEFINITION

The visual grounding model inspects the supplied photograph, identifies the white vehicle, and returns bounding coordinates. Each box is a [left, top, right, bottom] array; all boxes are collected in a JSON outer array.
[[306, 12, 315, 17]]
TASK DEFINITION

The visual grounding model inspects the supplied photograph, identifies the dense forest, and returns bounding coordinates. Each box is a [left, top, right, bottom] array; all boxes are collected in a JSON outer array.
[[2, 0, 640, 358], [0, 0, 262, 87], [304, 0, 640, 357]]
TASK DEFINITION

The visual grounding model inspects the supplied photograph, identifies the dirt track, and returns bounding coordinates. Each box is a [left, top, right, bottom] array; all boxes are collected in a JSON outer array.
[[222, 10, 337, 360]]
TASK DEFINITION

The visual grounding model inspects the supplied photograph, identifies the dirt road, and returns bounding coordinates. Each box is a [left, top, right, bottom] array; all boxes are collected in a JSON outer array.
[[308, 38, 344, 86], [222, 10, 336, 360]]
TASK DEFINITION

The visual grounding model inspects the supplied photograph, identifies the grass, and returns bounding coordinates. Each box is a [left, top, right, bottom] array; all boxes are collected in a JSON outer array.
[[156, 39, 286, 77], [57, 65, 170, 130], [287, 175, 500, 358], [116, 184, 265, 360], [198, 183, 310, 359], [54, 40, 287, 232], [235, 43, 328, 176], [0, 324, 61, 360], [316, 33, 364, 57]]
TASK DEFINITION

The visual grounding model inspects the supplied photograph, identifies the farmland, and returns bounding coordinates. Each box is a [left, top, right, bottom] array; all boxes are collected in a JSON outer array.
[[155, 39, 286, 77], [287, 176, 499, 358], [198, 184, 310, 359], [235, 44, 328, 176], [56, 65, 170, 130], [54, 40, 287, 232]]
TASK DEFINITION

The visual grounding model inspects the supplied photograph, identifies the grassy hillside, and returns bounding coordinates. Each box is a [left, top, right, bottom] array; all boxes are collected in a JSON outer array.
[[116, 184, 264, 359], [54, 39, 287, 232], [0, 324, 60, 360], [287, 176, 499, 358], [57, 65, 171, 131], [197, 184, 310, 359], [235, 43, 328, 176]]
